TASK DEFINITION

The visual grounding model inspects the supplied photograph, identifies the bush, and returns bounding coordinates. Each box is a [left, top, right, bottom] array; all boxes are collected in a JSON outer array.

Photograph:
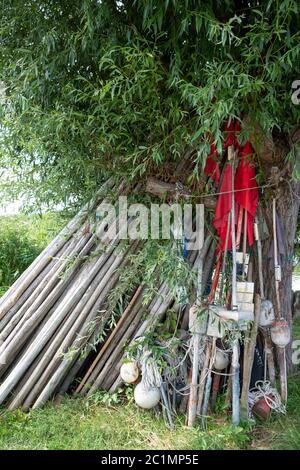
[[0, 213, 66, 295]]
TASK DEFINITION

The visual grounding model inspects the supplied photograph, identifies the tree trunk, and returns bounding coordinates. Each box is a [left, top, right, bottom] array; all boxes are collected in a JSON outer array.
[[246, 121, 300, 375], [259, 179, 300, 374]]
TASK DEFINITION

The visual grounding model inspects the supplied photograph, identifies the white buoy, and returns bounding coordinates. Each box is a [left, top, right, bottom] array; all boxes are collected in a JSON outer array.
[[120, 361, 139, 384], [134, 382, 160, 409], [271, 320, 290, 348], [213, 349, 229, 370]]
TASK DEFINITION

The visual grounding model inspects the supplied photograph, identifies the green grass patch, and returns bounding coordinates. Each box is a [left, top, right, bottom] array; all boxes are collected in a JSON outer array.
[[0, 396, 251, 450]]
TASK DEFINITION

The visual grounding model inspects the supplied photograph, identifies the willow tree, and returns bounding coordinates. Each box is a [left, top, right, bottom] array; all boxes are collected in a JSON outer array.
[[0, 1, 299, 366]]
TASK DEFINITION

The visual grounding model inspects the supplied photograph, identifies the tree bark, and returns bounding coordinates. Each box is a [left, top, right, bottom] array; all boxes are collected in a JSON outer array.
[[246, 120, 300, 374], [259, 179, 300, 373]]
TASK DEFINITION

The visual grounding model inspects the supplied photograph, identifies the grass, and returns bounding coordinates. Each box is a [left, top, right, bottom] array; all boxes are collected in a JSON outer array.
[[0, 395, 251, 450], [0, 376, 299, 450]]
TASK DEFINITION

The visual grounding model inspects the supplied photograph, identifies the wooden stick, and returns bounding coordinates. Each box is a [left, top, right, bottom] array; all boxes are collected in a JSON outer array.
[[80, 290, 146, 394], [0, 239, 74, 333], [229, 147, 240, 426], [196, 339, 212, 415], [211, 373, 221, 411], [236, 206, 244, 249], [187, 236, 212, 427], [240, 294, 261, 419], [201, 337, 216, 429], [0, 232, 93, 347], [0, 235, 120, 405], [219, 212, 231, 303], [242, 211, 248, 279], [272, 199, 287, 402], [75, 284, 143, 394]]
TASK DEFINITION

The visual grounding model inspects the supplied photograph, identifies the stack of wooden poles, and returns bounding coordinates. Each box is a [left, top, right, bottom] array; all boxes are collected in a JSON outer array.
[[0, 178, 142, 409], [0, 173, 217, 410]]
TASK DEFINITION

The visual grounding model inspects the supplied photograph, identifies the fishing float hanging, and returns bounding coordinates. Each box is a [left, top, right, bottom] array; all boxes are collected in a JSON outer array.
[[270, 198, 290, 402]]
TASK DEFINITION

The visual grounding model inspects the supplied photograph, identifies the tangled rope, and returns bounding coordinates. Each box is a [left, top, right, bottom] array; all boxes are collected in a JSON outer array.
[[140, 349, 162, 388], [248, 380, 286, 417]]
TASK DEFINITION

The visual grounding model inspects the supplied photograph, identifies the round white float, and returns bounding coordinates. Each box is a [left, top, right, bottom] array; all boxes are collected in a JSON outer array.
[[134, 382, 161, 409], [213, 349, 229, 370], [270, 320, 290, 348], [120, 361, 139, 384]]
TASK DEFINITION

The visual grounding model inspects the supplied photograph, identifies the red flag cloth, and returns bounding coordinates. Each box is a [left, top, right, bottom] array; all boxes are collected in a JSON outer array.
[[234, 141, 258, 246], [213, 163, 235, 252], [204, 143, 220, 186], [223, 120, 241, 150]]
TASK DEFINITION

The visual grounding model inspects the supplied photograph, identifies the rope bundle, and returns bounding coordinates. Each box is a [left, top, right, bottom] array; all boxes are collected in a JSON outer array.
[[248, 380, 286, 416]]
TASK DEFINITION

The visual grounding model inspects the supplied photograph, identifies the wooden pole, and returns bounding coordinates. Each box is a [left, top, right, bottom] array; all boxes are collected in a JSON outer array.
[[229, 146, 240, 427], [240, 294, 261, 419], [272, 199, 288, 402], [196, 339, 212, 415], [187, 236, 211, 427]]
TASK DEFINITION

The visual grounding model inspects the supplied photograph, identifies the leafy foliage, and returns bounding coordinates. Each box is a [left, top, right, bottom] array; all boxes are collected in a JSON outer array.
[[0, 213, 65, 294], [0, 1, 299, 209]]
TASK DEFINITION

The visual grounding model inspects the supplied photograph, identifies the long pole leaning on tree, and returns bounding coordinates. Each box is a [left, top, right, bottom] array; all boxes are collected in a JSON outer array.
[[272, 198, 288, 402], [187, 235, 212, 427], [229, 145, 240, 427]]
